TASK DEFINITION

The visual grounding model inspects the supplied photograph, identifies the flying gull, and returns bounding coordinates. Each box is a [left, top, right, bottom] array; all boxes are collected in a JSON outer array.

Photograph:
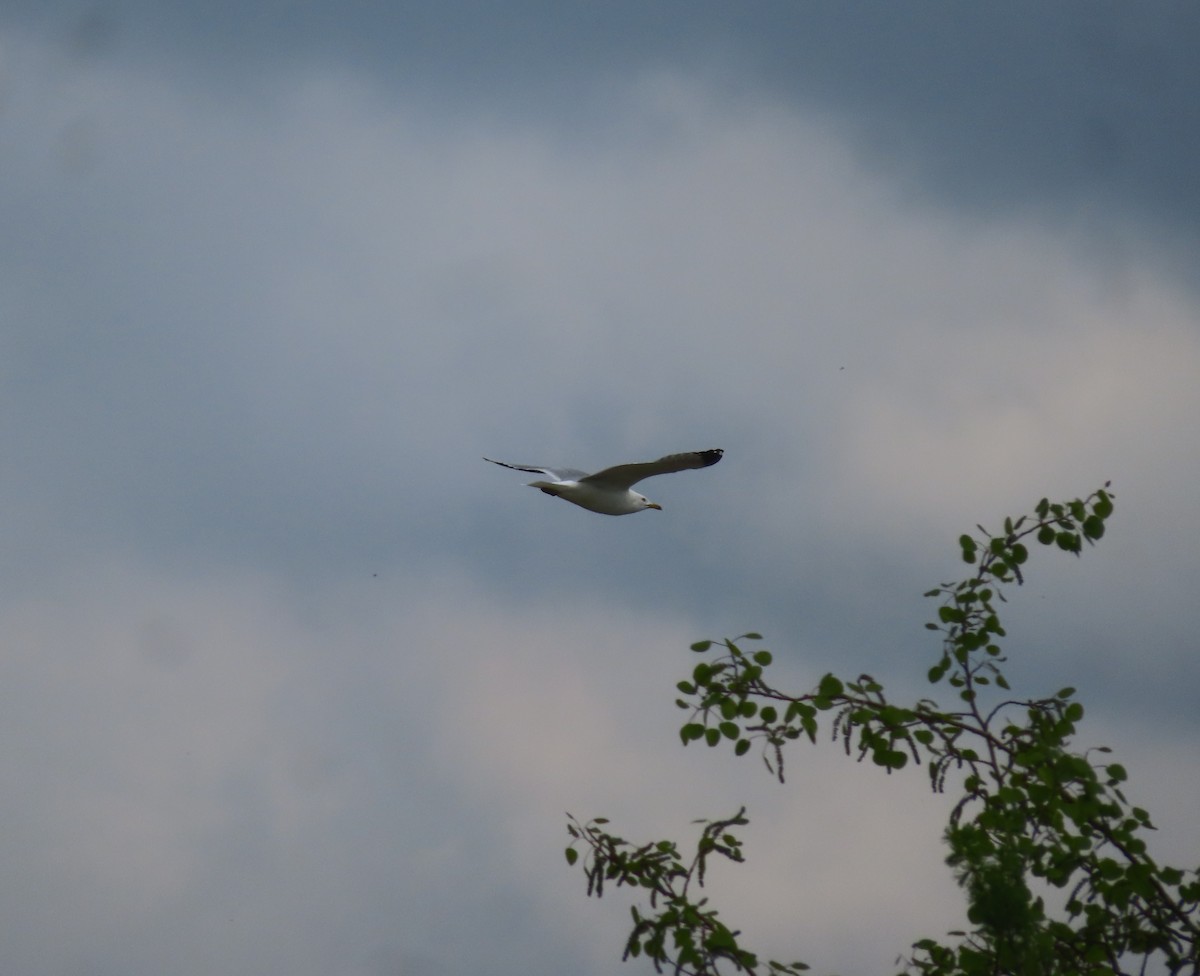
[[483, 449, 724, 516]]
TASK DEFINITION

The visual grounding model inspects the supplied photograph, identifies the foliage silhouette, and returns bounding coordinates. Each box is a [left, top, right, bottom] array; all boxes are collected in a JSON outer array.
[[566, 486, 1199, 975]]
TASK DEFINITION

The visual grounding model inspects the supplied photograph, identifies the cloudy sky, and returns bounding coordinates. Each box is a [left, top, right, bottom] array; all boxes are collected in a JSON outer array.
[[2, 3, 1198, 974]]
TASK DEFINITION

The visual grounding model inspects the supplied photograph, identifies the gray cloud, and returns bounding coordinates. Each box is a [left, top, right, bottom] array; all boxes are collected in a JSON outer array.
[[1, 17, 1197, 976], [5, 2, 1198, 258]]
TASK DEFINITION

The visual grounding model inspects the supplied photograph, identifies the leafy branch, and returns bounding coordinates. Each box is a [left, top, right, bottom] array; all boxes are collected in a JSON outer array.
[[565, 486, 1200, 976], [566, 808, 808, 976]]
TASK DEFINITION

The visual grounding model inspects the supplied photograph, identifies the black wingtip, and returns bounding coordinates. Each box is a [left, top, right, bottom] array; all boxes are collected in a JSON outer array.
[[698, 449, 724, 467]]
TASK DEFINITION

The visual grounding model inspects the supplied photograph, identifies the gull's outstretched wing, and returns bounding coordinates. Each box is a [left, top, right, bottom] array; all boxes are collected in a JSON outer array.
[[582, 449, 724, 490], [483, 458, 589, 483]]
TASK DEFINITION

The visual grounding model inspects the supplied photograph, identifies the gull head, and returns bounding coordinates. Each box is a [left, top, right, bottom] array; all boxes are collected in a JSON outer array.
[[637, 494, 663, 511]]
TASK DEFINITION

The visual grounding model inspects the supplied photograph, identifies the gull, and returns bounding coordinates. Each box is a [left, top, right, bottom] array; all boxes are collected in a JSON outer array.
[[484, 449, 724, 516]]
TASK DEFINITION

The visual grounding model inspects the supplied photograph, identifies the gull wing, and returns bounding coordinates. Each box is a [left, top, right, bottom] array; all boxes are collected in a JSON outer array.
[[483, 458, 589, 483], [582, 449, 724, 490]]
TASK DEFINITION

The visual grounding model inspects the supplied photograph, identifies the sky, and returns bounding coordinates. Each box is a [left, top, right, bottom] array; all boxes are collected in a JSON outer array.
[[2, 3, 1198, 975]]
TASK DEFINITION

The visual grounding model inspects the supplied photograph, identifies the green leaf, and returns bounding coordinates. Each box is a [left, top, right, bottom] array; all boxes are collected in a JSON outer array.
[[1083, 514, 1105, 540], [753, 649, 773, 665], [690, 640, 712, 652], [785, 700, 814, 723], [960, 535, 978, 563], [704, 728, 721, 746], [817, 674, 844, 697], [565, 847, 579, 866], [719, 721, 741, 740], [705, 927, 737, 951], [1037, 525, 1056, 545], [1056, 531, 1080, 552], [734, 738, 752, 756], [760, 705, 778, 723]]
